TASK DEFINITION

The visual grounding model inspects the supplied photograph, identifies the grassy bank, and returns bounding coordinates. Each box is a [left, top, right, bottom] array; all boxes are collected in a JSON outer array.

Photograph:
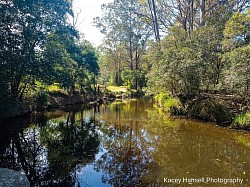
[[107, 86, 144, 98], [154, 92, 250, 131]]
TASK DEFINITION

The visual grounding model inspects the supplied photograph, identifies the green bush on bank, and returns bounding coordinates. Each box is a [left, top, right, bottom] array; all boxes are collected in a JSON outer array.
[[154, 92, 170, 105], [154, 93, 180, 114], [232, 112, 250, 130], [187, 98, 233, 125], [36, 90, 49, 107]]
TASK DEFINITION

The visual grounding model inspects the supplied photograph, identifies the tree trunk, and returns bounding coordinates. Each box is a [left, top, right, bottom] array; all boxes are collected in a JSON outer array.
[[151, 0, 160, 42], [200, 0, 205, 27], [148, 0, 160, 42]]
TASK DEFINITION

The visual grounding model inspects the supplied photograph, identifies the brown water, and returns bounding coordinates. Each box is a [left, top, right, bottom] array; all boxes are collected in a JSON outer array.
[[0, 98, 250, 187]]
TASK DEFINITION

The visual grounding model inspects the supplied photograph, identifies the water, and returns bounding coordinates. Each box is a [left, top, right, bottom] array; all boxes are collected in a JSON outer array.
[[1, 98, 250, 186]]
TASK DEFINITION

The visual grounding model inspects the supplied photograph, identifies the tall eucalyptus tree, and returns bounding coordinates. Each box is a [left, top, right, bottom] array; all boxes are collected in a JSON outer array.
[[95, 0, 153, 89]]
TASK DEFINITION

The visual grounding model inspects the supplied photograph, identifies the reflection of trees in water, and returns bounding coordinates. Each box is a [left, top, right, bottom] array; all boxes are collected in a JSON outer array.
[[96, 100, 250, 186], [94, 100, 156, 187], [40, 111, 100, 185], [2, 99, 250, 186], [0, 110, 100, 186], [95, 125, 154, 187]]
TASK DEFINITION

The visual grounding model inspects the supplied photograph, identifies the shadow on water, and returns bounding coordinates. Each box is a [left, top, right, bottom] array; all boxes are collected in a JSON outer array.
[[1, 98, 250, 186]]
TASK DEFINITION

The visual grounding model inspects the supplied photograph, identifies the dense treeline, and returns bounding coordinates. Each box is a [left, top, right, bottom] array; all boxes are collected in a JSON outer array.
[[0, 0, 100, 120], [96, 0, 249, 97], [96, 0, 250, 127], [1, 0, 250, 125], [0, 0, 99, 117], [146, 2, 250, 99]]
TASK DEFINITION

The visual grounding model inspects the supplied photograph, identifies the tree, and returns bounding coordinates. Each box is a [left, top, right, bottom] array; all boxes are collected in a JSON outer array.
[[147, 0, 161, 41], [98, 43, 127, 86], [42, 32, 99, 94], [145, 0, 250, 98], [222, 10, 250, 97], [0, 0, 73, 99], [94, 0, 152, 89], [139, 0, 250, 34], [146, 27, 202, 96]]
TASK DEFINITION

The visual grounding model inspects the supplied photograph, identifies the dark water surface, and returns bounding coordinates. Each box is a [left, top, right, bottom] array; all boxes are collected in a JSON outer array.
[[1, 98, 250, 187]]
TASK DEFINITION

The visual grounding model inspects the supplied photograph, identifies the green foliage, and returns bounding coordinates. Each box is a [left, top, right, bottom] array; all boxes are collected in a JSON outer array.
[[36, 91, 49, 107], [95, 0, 152, 90], [187, 98, 232, 125], [154, 93, 171, 106], [222, 10, 250, 95], [232, 112, 250, 130], [147, 27, 206, 97], [42, 34, 99, 94], [121, 70, 146, 89], [0, 0, 73, 99], [154, 93, 180, 113], [146, 8, 250, 100], [223, 10, 250, 49], [163, 98, 180, 110], [0, 0, 99, 104]]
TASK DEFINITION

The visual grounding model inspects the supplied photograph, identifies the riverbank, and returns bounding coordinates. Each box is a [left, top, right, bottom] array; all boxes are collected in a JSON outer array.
[[0, 87, 144, 122], [0, 90, 108, 122], [154, 92, 250, 131]]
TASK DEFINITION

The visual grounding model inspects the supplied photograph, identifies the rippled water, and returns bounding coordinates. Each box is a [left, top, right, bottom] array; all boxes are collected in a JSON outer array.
[[0, 98, 250, 186]]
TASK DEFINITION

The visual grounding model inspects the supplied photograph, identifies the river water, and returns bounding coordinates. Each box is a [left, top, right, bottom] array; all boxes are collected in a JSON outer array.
[[0, 98, 250, 187]]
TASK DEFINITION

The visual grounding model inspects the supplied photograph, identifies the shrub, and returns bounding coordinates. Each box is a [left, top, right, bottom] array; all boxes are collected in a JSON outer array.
[[163, 98, 180, 110], [232, 112, 250, 130], [154, 92, 171, 106], [36, 91, 49, 107], [187, 98, 232, 125], [154, 93, 181, 114]]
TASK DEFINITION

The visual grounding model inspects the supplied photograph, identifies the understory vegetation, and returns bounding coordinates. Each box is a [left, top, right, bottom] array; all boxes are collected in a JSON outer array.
[[154, 93, 181, 114], [232, 112, 250, 130]]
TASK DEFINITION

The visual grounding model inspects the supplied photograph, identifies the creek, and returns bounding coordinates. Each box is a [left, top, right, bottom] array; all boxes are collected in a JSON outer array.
[[0, 98, 250, 186]]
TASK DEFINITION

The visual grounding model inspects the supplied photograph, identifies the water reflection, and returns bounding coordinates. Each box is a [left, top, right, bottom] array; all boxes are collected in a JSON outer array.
[[93, 99, 250, 187], [1, 98, 250, 186], [0, 109, 100, 186]]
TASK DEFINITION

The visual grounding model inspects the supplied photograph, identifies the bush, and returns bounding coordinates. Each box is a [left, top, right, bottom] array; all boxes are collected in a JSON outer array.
[[154, 92, 171, 106], [163, 98, 180, 110], [154, 93, 181, 114], [187, 98, 232, 125], [232, 112, 250, 130], [36, 91, 49, 107]]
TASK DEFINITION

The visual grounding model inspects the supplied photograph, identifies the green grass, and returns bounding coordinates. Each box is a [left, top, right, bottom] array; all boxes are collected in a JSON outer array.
[[107, 86, 128, 93]]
